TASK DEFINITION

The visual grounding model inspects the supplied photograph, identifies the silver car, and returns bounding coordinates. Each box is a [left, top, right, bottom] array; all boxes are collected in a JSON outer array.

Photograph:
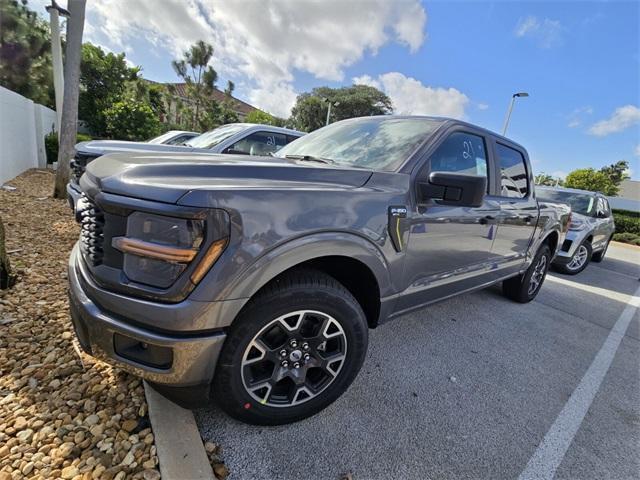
[[67, 123, 304, 211], [537, 186, 615, 274]]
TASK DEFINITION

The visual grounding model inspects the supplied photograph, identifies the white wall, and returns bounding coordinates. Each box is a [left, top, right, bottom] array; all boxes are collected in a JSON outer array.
[[0, 86, 57, 185]]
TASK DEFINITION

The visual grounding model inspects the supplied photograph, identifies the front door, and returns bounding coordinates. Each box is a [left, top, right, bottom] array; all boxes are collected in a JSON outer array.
[[490, 141, 538, 273], [397, 130, 500, 313]]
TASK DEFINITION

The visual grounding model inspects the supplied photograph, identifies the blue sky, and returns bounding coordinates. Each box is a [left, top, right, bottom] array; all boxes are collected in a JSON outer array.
[[33, 0, 639, 179]]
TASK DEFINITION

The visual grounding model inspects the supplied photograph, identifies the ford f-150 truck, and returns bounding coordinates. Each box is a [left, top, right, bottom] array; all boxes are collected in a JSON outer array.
[[68, 116, 567, 425]]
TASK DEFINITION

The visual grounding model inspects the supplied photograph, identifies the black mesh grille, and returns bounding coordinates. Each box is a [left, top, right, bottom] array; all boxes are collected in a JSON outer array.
[[561, 239, 572, 252], [78, 194, 105, 266]]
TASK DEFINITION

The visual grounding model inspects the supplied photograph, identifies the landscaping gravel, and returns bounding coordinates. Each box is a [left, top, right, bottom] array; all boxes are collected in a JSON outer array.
[[0, 170, 161, 480]]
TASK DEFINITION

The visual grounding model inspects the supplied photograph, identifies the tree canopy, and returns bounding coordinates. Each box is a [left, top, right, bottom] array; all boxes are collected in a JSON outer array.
[[79, 43, 140, 137], [564, 169, 617, 196], [290, 84, 393, 132], [563, 160, 630, 196], [0, 0, 55, 107]]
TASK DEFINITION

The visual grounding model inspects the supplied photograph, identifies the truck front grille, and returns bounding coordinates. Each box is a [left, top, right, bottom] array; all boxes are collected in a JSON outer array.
[[71, 153, 98, 185], [77, 194, 105, 266]]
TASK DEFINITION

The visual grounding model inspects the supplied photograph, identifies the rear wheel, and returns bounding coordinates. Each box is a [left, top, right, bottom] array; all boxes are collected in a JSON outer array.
[[503, 244, 551, 303], [213, 269, 368, 425], [556, 241, 592, 275]]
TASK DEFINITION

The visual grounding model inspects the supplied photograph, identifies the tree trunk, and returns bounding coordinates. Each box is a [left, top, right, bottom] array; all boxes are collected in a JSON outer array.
[[0, 216, 16, 290], [53, 0, 86, 199]]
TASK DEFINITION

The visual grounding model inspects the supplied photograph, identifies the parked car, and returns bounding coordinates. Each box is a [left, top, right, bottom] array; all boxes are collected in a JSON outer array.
[[67, 116, 566, 425], [147, 130, 199, 145], [66, 123, 304, 211], [537, 186, 615, 274]]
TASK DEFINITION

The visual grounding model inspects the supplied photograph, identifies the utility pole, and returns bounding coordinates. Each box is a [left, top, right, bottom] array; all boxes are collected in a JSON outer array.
[[53, 0, 86, 199], [502, 92, 529, 136], [46, 1, 70, 132]]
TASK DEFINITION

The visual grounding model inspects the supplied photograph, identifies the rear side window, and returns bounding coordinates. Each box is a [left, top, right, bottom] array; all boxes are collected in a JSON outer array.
[[596, 197, 611, 218], [496, 143, 528, 198]]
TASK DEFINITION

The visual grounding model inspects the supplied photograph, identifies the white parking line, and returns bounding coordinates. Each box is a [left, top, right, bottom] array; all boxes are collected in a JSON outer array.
[[518, 283, 640, 480]]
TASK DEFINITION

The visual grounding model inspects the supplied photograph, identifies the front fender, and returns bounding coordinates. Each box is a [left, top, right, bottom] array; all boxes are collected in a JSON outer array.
[[215, 231, 394, 302]]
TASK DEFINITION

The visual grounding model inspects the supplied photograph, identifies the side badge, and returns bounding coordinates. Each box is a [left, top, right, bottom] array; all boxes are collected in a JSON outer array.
[[388, 205, 407, 252]]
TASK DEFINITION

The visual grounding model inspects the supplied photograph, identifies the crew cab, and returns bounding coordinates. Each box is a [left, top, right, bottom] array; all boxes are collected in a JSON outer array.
[[67, 123, 304, 211], [67, 116, 566, 425]]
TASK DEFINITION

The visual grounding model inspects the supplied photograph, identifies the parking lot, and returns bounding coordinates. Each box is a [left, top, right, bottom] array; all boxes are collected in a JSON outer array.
[[196, 243, 639, 480]]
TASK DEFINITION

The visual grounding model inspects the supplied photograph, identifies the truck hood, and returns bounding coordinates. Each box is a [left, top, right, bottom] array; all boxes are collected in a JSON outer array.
[[76, 140, 195, 157], [82, 152, 373, 204]]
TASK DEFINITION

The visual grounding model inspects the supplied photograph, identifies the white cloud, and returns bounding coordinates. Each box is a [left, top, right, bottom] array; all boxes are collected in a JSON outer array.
[[353, 72, 469, 119], [247, 82, 298, 119], [634, 144, 640, 157], [477, 103, 489, 111], [515, 15, 563, 48], [588, 105, 640, 136], [567, 106, 593, 128], [82, 0, 427, 117]]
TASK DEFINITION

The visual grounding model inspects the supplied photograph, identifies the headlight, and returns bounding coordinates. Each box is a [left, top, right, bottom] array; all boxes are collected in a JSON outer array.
[[112, 212, 225, 289], [568, 219, 587, 231]]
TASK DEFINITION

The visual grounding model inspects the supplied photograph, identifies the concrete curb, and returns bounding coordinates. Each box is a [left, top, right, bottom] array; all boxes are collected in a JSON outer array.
[[144, 381, 214, 480], [611, 240, 640, 250]]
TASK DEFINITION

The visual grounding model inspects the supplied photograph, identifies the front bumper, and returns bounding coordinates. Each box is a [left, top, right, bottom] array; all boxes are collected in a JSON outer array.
[[67, 244, 226, 405], [554, 228, 589, 260]]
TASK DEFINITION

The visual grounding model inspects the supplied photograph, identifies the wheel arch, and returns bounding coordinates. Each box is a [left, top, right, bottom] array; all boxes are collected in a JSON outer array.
[[222, 233, 393, 328]]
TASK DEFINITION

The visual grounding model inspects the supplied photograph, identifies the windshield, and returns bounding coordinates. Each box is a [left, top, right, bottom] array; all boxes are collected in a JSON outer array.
[[147, 131, 180, 144], [275, 117, 442, 171], [185, 124, 246, 149], [537, 189, 596, 216]]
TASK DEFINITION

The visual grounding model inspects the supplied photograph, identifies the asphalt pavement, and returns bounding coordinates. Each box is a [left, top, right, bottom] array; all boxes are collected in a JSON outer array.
[[196, 243, 640, 480]]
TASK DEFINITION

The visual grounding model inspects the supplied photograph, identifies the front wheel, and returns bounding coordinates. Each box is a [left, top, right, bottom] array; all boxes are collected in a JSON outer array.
[[555, 241, 592, 275], [503, 244, 551, 303], [213, 269, 368, 425]]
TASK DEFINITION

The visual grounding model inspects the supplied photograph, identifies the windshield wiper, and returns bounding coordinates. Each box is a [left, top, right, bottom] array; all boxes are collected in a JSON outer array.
[[284, 154, 335, 165]]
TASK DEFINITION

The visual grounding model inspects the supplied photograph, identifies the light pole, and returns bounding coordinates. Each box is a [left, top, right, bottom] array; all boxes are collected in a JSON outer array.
[[322, 98, 340, 126], [46, 1, 70, 132], [502, 92, 529, 136]]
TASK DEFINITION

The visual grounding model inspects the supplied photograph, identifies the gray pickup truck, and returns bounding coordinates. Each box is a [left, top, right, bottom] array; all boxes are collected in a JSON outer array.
[[68, 116, 566, 425]]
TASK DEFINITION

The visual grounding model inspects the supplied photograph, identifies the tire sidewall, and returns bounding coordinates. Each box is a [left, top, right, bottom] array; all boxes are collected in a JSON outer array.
[[523, 244, 551, 301], [214, 284, 368, 425]]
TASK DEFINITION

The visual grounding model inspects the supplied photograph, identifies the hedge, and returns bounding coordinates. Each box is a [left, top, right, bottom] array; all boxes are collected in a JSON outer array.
[[613, 232, 640, 246], [44, 133, 92, 164], [612, 209, 640, 236]]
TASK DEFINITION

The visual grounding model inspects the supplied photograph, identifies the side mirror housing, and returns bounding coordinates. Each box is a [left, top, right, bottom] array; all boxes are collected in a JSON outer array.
[[418, 172, 487, 208]]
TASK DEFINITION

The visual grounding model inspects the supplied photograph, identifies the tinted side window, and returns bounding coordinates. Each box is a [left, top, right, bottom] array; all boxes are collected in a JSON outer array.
[[496, 143, 528, 198], [228, 132, 288, 155], [428, 132, 488, 180], [597, 197, 610, 217]]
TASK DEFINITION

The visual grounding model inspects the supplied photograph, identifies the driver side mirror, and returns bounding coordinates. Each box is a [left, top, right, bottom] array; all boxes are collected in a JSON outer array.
[[418, 172, 487, 208]]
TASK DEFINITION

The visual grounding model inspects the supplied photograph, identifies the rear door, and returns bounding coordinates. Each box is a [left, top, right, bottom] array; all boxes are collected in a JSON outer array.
[[489, 139, 538, 273], [593, 196, 614, 249]]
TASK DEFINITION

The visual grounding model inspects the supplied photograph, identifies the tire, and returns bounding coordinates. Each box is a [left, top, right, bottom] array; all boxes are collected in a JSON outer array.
[[555, 240, 592, 275], [213, 269, 368, 425], [591, 236, 611, 263], [503, 244, 551, 303]]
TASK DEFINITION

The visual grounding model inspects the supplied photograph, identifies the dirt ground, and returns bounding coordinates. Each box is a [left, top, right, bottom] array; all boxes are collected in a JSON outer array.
[[0, 170, 160, 480]]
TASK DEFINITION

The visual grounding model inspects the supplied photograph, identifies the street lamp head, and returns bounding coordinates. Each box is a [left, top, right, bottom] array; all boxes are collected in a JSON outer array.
[[513, 92, 529, 98], [46, 1, 70, 17]]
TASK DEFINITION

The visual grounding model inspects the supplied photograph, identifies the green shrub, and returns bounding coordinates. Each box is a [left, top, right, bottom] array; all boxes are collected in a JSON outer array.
[[44, 132, 93, 164], [104, 100, 160, 141], [612, 209, 640, 236], [613, 232, 640, 246]]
